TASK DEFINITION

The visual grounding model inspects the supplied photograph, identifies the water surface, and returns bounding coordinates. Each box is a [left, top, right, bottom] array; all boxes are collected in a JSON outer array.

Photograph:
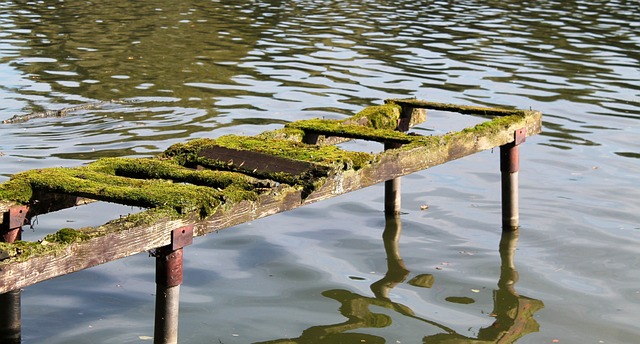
[[1, 0, 639, 343]]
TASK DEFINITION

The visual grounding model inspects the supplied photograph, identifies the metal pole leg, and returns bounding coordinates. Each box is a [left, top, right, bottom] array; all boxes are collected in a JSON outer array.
[[500, 129, 526, 231], [0, 206, 28, 344], [153, 225, 193, 344], [384, 139, 402, 215], [385, 175, 401, 215], [154, 247, 183, 344]]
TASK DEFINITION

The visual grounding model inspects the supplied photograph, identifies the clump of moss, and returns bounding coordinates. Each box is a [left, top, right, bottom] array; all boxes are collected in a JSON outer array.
[[347, 103, 402, 130], [0, 170, 40, 203], [159, 138, 215, 166], [44, 227, 89, 244], [255, 127, 306, 141], [461, 114, 523, 136], [88, 206, 184, 234], [0, 227, 91, 262]]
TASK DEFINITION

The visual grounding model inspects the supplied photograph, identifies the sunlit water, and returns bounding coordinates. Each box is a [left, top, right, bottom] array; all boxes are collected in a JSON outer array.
[[1, 0, 639, 343]]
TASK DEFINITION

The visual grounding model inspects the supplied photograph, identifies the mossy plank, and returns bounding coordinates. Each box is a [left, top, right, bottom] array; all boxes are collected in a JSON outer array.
[[0, 216, 189, 293], [0, 185, 304, 293], [386, 98, 527, 117], [286, 119, 415, 144]]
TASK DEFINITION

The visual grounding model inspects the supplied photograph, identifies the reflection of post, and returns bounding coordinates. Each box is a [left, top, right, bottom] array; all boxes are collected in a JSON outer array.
[[370, 214, 410, 300], [0, 206, 27, 344], [475, 229, 544, 342], [501, 129, 526, 231], [498, 229, 519, 293], [153, 225, 193, 344]]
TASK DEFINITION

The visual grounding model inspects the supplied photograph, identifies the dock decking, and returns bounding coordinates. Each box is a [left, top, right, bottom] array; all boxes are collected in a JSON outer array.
[[0, 99, 542, 343]]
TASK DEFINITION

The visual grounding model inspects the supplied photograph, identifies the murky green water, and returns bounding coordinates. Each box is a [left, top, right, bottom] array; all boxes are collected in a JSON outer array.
[[1, 0, 639, 343]]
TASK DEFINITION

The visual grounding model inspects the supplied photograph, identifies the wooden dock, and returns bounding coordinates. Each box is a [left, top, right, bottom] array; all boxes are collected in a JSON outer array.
[[0, 99, 542, 343]]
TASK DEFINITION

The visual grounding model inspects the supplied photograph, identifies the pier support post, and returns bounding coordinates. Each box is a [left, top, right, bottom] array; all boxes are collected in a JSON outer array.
[[500, 129, 526, 231], [384, 143, 402, 215], [0, 205, 28, 344], [0, 290, 21, 344], [153, 225, 193, 344], [384, 105, 419, 215]]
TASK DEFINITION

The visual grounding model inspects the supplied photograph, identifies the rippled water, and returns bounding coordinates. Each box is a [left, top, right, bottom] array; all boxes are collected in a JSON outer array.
[[1, 0, 639, 343]]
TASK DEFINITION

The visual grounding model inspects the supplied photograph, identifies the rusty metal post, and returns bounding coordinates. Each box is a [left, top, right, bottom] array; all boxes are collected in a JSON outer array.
[[0, 206, 28, 344], [153, 225, 193, 344], [501, 129, 526, 231], [384, 142, 402, 215]]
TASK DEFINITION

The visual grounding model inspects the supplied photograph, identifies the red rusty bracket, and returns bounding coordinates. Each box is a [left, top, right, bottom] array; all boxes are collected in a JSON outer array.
[[154, 225, 193, 288], [8, 205, 29, 230], [514, 128, 527, 146], [156, 248, 184, 288], [171, 224, 193, 251], [2, 205, 29, 243]]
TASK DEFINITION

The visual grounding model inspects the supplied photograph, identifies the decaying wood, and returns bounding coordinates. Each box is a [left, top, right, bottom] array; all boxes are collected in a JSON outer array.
[[2, 99, 134, 124], [386, 98, 526, 117], [0, 99, 542, 293]]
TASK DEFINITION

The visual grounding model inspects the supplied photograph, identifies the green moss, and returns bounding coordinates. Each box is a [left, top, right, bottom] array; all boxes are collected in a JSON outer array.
[[0, 173, 34, 203], [1, 167, 224, 216], [0, 227, 92, 262], [89, 207, 183, 234], [255, 127, 306, 141], [88, 157, 257, 191], [0, 241, 48, 262], [348, 103, 401, 130], [286, 118, 415, 144], [44, 227, 89, 244], [162, 135, 373, 172], [461, 114, 522, 135]]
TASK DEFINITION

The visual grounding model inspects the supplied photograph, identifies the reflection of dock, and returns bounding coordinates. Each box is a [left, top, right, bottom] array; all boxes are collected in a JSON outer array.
[[0, 99, 541, 343], [256, 216, 543, 344]]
